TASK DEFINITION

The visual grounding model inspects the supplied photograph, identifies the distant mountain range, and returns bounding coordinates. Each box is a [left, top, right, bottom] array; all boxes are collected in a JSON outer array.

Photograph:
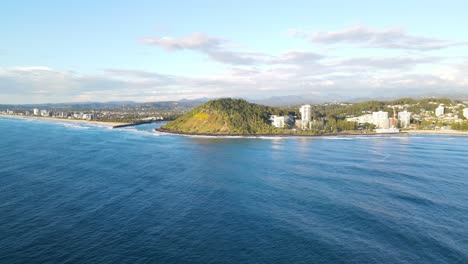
[[0, 98, 210, 111], [1, 93, 467, 110]]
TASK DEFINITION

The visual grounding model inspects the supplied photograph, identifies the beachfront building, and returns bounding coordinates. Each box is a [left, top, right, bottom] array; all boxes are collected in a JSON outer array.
[[299, 105, 312, 129], [463, 108, 468, 119], [398, 110, 411, 128], [347, 114, 373, 124], [358, 114, 373, 124], [270, 115, 286, 128], [435, 105, 444, 117], [372, 111, 389, 129], [33, 108, 39, 116], [40, 110, 49, 117]]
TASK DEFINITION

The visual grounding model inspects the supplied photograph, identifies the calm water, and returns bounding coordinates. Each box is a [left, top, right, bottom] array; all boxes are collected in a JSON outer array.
[[1, 117, 467, 264]]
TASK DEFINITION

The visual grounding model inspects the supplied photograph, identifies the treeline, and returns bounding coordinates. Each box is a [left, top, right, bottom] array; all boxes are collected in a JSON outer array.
[[308, 97, 457, 118], [309, 118, 358, 132], [416, 119, 468, 131], [451, 122, 468, 131], [205, 98, 281, 133]]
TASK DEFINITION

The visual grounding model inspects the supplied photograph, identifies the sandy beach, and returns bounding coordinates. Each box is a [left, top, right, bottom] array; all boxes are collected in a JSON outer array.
[[0, 114, 129, 127], [405, 129, 468, 135]]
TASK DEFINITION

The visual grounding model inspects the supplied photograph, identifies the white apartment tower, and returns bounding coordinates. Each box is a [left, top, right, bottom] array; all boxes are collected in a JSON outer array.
[[299, 105, 312, 129], [435, 105, 444, 117], [269, 115, 285, 128], [398, 110, 411, 128], [372, 111, 389, 129], [33, 108, 39, 116], [463, 108, 468, 119]]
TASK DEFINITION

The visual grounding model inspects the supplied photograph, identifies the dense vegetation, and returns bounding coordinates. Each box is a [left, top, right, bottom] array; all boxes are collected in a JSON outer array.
[[162, 98, 283, 134], [308, 98, 457, 118], [161, 97, 468, 135]]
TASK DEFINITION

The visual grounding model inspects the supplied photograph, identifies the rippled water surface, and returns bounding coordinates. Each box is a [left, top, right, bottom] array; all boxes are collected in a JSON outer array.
[[1, 117, 467, 263]]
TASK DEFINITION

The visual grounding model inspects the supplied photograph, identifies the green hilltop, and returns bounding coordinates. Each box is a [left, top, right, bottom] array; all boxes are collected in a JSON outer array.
[[161, 98, 282, 134]]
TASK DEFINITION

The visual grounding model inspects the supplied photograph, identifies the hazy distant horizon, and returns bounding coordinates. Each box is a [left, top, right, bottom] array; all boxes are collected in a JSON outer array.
[[2, 92, 468, 107]]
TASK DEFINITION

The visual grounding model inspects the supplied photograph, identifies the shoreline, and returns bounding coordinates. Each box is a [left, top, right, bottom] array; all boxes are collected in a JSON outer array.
[[4, 114, 467, 136], [0, 114, 130, 127], [157, 128, 468, 138], [156, 128, 381, 138], [404, 129, 468, 135]]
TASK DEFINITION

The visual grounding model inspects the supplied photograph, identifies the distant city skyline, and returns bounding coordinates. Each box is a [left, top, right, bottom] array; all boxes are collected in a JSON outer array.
[[1, 0, 468, 103]]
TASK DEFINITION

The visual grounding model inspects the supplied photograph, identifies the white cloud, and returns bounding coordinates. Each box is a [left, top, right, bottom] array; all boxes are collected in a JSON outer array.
[[0, 62, 467, 104], [291, 25, 467, 50], [270, 51, 324, 64], [329, 56, 441, 70], [142, 32, 267, 65]]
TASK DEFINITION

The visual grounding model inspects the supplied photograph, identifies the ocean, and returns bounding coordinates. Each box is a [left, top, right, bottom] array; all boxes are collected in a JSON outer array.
[[1, 116, 467, 263]]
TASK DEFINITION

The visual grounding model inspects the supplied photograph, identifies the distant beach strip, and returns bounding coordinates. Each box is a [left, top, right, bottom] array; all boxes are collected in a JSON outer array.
[[0, 114, 129, 128]]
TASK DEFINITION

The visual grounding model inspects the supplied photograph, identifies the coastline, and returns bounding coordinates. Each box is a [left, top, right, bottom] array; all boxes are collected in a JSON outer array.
[[156, 128, 380, 138], [404, 129, 468, 135], [4, 114, 467, 136], [0, 114, 130, 127], [157, 128, 468, 137]]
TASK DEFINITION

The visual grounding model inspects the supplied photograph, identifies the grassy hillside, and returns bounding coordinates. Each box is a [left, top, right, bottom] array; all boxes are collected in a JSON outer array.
[[161, 98, 282, 134]]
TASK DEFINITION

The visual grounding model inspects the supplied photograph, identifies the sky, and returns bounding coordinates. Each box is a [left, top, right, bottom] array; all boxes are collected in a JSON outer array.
[[1, 0, 468, 103]]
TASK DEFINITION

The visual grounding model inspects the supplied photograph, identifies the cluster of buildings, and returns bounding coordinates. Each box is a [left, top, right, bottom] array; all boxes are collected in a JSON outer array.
[[348, 102, 468, 130], [0, 108, 97, 120], [268, 100, 468, 132], [347, 109, 411, 129], [269, 104, 312, 129], [30, 108, 96, 120], [1, 107, 167, 123], [413, 103, 468, 124]]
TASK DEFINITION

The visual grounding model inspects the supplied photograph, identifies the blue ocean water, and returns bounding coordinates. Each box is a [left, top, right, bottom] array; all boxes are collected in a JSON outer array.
[[1, 117, 467, 264]]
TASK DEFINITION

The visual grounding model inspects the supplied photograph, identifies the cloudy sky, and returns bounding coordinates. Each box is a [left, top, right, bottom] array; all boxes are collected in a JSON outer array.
[[1, 0, 468, 103]]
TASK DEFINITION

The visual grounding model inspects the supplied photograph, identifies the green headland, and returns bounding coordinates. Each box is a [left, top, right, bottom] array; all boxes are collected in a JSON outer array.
[[157, 97, 468, 136], [157, 98, 361, 136], [159, 98, 283, 135]]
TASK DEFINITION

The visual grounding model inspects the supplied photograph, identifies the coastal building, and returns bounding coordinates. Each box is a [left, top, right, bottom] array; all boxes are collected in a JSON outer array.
[[33, 108, 39, 116], [435, 105, 444, 117], [269, 115, 286, 128], [372, 111, 389, 129], [299, 105, 312, 129], [359, 114, 374, 124], [463, 108, 468, 119], [398, 110, 411, 128], [40, 110, 49, 117], [347, 114, 373, 124]]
